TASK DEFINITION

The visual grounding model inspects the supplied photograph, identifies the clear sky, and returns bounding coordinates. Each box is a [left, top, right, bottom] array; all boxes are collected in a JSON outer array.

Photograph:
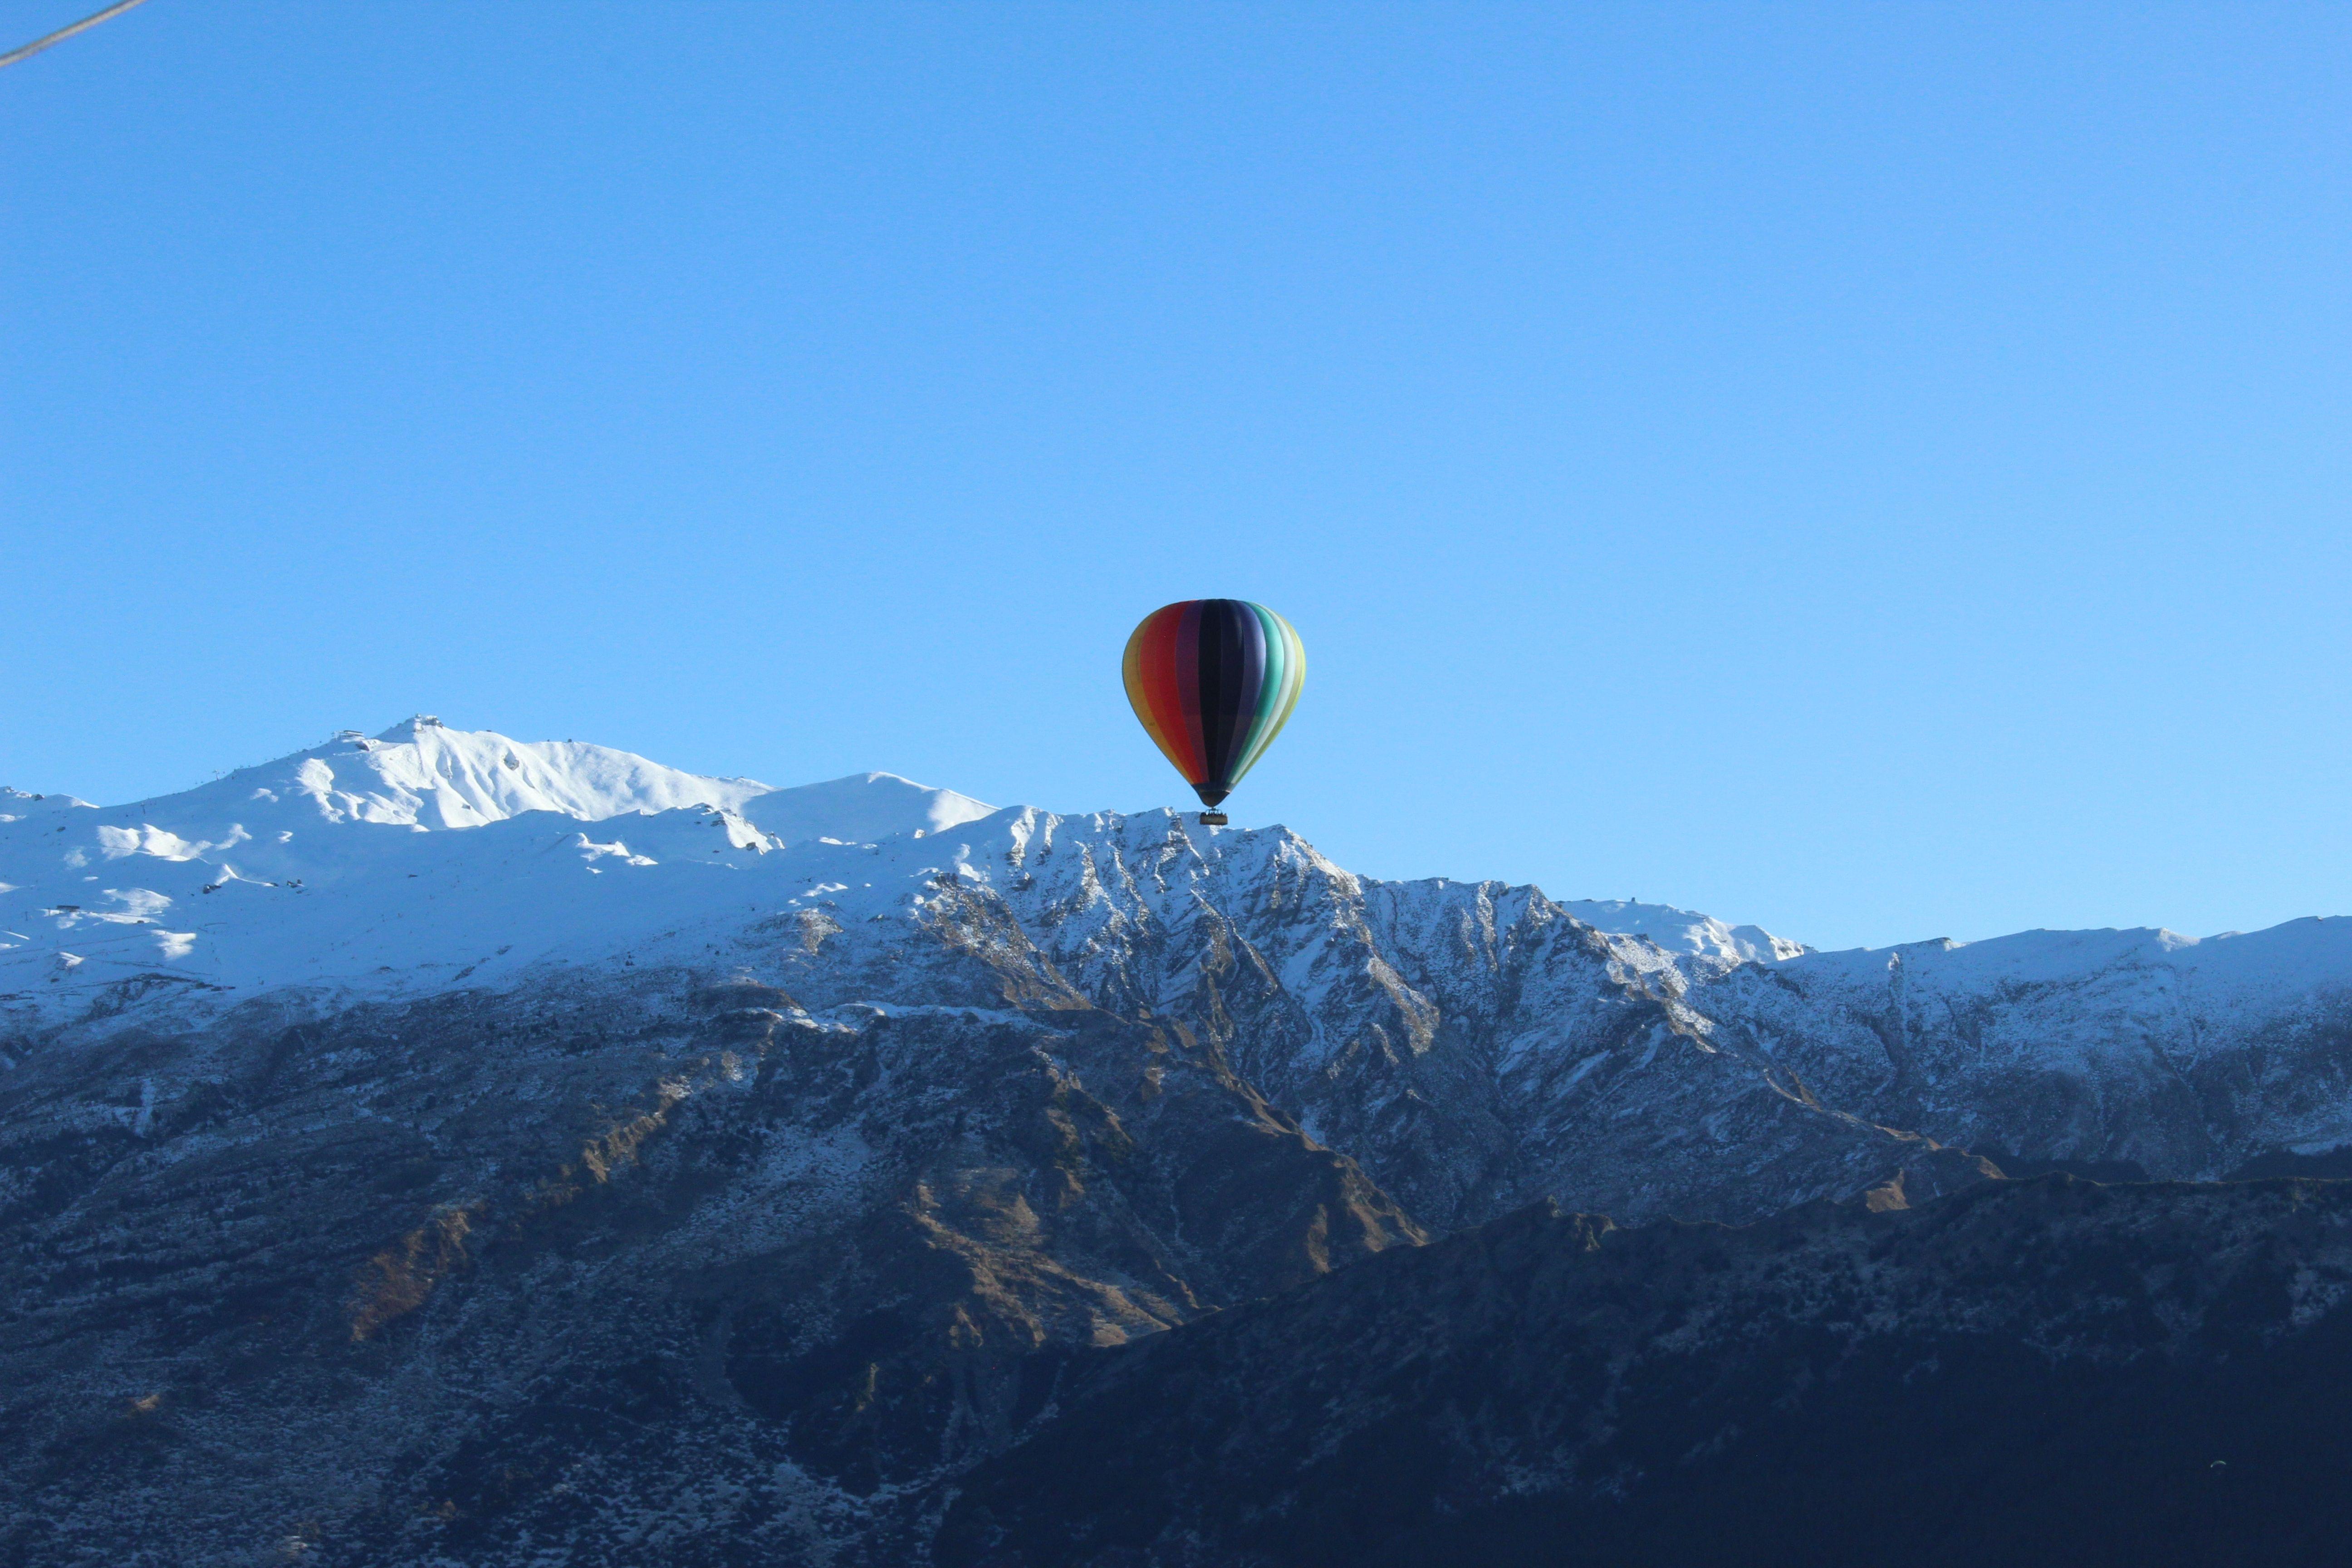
[[5, 3, 2347, 951]]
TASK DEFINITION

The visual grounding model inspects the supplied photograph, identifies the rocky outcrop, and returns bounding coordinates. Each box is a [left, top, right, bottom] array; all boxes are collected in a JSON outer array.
[[971, 815, 1998, 1230]]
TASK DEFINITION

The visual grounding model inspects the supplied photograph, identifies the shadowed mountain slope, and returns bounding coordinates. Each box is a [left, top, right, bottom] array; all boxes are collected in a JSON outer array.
[[942, 1176, 2352, 1568]]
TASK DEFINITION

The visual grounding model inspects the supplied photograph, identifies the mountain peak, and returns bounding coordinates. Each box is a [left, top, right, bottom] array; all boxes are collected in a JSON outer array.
[[372, 714, 447, 743], [1554, 897, 1811, 965], [738, 772, 998, 845], [0, 787, 95, 822], [249, 720, 774, 830]]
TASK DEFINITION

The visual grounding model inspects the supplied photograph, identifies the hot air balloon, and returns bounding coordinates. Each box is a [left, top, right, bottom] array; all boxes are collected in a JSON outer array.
[[1122, 599, 1306, 825]]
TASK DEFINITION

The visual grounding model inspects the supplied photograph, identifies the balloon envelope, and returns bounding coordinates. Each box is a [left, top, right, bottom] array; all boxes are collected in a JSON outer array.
[[1122, 599, 1306, 808]]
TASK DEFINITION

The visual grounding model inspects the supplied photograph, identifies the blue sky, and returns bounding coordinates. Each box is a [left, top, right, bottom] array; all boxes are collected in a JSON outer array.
[[4, 2, 2347, 951]]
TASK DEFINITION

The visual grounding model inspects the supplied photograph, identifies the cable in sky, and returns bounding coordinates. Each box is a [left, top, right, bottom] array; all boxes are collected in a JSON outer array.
[[0, 0, 155, 71]]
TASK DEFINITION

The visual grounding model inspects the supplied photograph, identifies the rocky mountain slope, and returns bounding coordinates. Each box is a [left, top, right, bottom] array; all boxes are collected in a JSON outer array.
[[942, 1175, 2352, 1568], [6, 719, 2352, 1564]]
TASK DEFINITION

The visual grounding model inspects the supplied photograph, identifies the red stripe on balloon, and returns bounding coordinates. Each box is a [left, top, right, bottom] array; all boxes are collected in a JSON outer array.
[[1138, 603, 1203, 782]]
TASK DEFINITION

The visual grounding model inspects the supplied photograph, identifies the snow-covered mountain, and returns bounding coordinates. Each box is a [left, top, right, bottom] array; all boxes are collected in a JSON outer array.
[[0, 718, 996, 1010], [8, 719, 2352, 1565], [2, 718, 1784, 1054], [10, 718, 2351, 1219]]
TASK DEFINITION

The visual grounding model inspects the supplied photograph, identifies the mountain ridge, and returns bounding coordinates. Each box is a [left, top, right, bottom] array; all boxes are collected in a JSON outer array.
[[11, 720, 2352, 1218]]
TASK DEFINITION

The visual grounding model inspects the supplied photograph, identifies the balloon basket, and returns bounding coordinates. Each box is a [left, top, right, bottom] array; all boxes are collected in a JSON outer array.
[[1198, 812, 1229, 827]]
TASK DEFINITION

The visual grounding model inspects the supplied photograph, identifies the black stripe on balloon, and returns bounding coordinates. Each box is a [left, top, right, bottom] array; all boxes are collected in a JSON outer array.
[[1185, 597, 1242, 804], [1204, 597, 1279, 799]]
